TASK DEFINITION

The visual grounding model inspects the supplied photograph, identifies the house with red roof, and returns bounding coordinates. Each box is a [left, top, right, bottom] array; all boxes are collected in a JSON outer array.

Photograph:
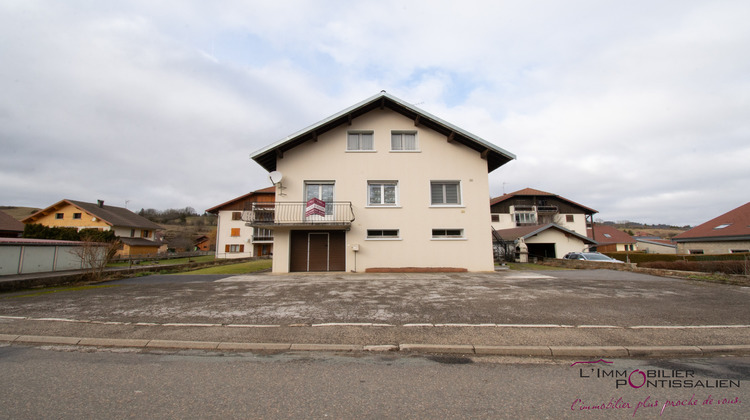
[[586, 224, 637, 253], [490, 188, 598, 259], [673, 202, 750, 255], [206, 187, 275, 259]]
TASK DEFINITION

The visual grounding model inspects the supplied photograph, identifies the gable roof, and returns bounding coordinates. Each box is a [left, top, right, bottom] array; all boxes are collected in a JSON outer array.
[[205, 186, 276, 214], [250, 91, 516, 173], [490, 188, 598, 214], [587, 225, 636, 244], [673, 202, 750, 242], [0, 210, 25, 233], [22, 200, 163, 230], [493, 223, 596, 244]]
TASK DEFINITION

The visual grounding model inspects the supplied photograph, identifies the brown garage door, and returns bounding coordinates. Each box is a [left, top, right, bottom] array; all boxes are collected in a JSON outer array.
[[290, 230, 345, 272]]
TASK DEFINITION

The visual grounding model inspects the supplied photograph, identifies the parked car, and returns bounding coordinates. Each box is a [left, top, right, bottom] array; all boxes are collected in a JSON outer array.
[[562, 252, 624, 263]]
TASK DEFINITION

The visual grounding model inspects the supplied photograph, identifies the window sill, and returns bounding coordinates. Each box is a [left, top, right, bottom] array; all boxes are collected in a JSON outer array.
[[429, 205, 465, 208], [365, 238, 402, 241], [389, 150, 421, 153], [431, 238, 467, 241], [365, 205, 402, 209], [345, 150, 377, 153]]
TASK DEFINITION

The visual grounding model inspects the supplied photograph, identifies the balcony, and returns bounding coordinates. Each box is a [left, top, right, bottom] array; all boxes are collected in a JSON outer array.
[[243, 202, 355, 229]]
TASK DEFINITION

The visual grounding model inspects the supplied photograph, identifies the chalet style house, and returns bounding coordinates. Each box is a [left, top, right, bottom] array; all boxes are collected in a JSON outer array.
[[206, 187, 275, 259]]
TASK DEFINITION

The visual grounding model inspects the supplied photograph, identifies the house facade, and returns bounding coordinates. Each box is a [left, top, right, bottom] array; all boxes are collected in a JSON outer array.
[[206, 187, 275, 259], [673, 202, 750, 255], [587, 224, 637, 252], [249, 92, 515, 273], [635, 237, 677, 254], [490, 188, 598, 258], [21, 199, 163, 257]]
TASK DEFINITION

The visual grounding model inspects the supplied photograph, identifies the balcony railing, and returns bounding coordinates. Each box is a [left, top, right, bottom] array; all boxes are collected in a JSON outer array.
[[243, 202, 355, 228]]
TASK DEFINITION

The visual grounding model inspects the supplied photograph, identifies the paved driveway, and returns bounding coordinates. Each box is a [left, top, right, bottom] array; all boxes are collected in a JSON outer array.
[[2, 269, 748, 327]]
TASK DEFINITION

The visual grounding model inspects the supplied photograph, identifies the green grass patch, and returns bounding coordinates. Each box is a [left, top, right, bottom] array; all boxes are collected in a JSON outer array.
[[3, 284, 118, 299], [108, 255, 215, 267], [180, 259, 272, 275]]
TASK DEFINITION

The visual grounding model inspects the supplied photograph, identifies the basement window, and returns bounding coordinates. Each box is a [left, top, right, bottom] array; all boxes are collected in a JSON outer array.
[[432, 229, 465, 239]]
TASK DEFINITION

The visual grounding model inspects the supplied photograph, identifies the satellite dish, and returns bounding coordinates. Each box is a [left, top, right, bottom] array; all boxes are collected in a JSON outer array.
[[269, 171, 283, 184]]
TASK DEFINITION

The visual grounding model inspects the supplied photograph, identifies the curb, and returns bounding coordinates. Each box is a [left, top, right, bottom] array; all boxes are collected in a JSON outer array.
[[2, 334, 750, 357]]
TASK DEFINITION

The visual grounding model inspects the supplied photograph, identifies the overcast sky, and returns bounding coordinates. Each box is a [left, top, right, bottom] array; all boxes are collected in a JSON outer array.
[[1, 1, 748, 226]]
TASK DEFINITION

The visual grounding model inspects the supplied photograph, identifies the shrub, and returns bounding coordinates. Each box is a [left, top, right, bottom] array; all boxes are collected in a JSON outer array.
[[640, 260, 749, 275]]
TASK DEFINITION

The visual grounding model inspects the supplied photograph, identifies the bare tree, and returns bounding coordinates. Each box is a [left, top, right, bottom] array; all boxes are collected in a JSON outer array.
[[71, 231, 121, 282]]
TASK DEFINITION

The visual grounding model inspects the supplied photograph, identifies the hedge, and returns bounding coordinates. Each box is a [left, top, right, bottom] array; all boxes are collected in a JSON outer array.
[[603, 252, 750, 275]]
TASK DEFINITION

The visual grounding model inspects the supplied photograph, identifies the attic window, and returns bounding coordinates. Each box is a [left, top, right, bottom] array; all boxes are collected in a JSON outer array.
[[603, 233, 612, 238], [347, 131, 374, 151], [714, 223, 731, 230]]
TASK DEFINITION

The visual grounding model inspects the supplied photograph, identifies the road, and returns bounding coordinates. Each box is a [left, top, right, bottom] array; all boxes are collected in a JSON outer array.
[[0, 344, 747, 419]]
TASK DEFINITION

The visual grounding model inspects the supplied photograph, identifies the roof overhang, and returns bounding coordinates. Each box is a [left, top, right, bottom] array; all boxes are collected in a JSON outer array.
[[250, 91, 516, 173], [494, 223, 597, 244]]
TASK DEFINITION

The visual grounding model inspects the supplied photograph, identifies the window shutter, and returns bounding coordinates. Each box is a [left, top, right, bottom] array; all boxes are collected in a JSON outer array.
[[361, 133, 373, 150], [391, 134, 402, 150], [347, 133, 359, 150], [403, 133, 416, 149], [239, 245, 244, 252], [225, 244, 230, 252], [445, 184, 458, 203]]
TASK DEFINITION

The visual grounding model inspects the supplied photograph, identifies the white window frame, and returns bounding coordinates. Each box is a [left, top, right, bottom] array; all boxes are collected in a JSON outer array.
[[366, 229, 401, 240], [430, 181, 462, 206], [431, 228, 466, 240], [514, 212, 536, 225], [346, 131, 375, 152], [367, 181, 399, 207], [304, 181, 335, 217], [390, 131, 419, 152]]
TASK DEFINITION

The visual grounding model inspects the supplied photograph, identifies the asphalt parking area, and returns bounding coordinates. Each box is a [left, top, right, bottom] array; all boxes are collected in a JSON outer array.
[[1, 270, 748, 327]]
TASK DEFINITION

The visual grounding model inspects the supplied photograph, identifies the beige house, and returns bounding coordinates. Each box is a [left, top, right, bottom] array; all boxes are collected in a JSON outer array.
[[673, 202, 750, 255], [249, 91, 515, 273]]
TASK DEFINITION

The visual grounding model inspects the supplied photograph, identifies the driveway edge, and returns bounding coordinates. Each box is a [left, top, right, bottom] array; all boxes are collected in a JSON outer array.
[[2, 335, 750, 357]]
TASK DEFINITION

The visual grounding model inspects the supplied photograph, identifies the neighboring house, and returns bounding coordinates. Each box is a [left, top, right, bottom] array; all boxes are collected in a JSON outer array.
[[206, 187, 275, 259], [0, 210, 24, 238], [490, 188, 598, 259], [673, 202, 750, 255], [194, 235, 212, 252], [248, 91, 515, 273], [587, 224, 637, 252], [21, 199, 164, 257], [635, 237, 677, 254], [493, 224, 596, 260]]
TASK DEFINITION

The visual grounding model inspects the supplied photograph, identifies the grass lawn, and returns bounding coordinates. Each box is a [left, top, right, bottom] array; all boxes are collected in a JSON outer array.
[[181, 259, 272, 275], [108, 255, 216, 267]]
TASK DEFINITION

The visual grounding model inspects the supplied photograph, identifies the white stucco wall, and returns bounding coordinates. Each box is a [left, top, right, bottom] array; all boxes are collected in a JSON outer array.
[[215, 210, 254, 259], [523, 229, 591, 257], [272, 108, 499, 272]]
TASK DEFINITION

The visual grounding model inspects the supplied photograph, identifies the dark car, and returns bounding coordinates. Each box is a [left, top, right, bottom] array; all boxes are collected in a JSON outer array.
[[562, 252, 624, 263]]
